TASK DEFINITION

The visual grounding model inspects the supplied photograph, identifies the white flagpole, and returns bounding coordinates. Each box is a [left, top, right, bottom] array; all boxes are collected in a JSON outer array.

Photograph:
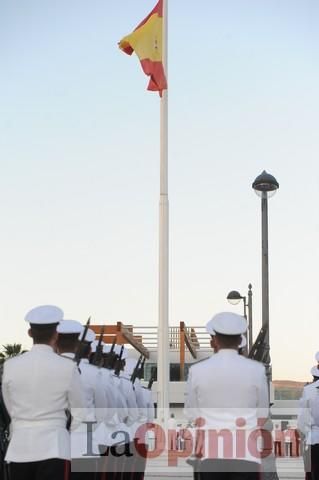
[[157, 0, 169, 422]]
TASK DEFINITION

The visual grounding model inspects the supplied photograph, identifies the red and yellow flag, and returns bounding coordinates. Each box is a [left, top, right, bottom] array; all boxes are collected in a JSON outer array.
[[119, 0, 167, 96]]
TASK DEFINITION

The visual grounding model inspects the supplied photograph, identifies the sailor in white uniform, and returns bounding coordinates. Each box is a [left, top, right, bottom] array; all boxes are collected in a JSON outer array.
[[115, 346, 139, 432], [112, 346, 139, 480], [298, 364, 319, 480], [57, 319, 83, 361], [74, 327, 115, 480], [56, 321, 95, 478], [125, 357, 149, 480], [2, 305, 86, 480], [141, 382, 155, 452], [184, 312, 269, 480]]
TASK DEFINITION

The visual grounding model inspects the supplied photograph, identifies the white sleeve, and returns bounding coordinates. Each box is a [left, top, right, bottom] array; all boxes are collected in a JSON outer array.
[[134, 382, 148, 420], [111, 377, 129, 423], [310, 389, 319, 427], [1, 363, 11, 416], [256, 366, 268, 406], [256, 366, 269, 421], [68, 366, 88, 431], [183, 368, 198, 422], [120, 379, 139, 425], [116, 390, 129, 423], [105, 375, 118, 409], [298, 387, 317, 437], [144, 389, 155, 422], [94, 370, 117, 423]]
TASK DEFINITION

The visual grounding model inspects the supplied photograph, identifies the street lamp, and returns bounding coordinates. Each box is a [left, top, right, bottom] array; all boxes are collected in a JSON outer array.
[[227, 284, 253, 351], [252, 170, 279, 381]]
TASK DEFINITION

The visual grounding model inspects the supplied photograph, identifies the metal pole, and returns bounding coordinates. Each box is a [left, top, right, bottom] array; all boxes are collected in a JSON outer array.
[[261, 192, 271, 380], [247, 284, 253, 352], [243, 297, 247, 321], [242, 297, 248, 355], [157, 0, 169, 422]]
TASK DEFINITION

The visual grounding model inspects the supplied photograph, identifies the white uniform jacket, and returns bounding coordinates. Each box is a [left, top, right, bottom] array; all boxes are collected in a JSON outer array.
[[184, 349, 269, 464], [142, 387, 155, 423], [298, 380, 319, 445], [118, 372, 139, 426], [2, 344, 86, 462], [114, 372, 139, 442], [71, 359, 112, 458], [93, 367, 121, 449], [134, 379, 148, 422]]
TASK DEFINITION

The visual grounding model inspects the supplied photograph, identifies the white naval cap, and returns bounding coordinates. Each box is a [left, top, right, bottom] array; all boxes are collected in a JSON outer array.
[[311, 366, 319, 377], [315, 352, 319, 363], [78, 327, 96, 344], [205, 318, 216, 336], [25, 305, 64, 325], [207, 312, 247, 335], [239, 334, 247, 349], [57, 319, 83, 334]]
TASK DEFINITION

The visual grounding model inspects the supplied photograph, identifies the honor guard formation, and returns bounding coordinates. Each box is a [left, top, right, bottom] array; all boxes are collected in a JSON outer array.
[[0, 305, 155, 480], [1, 306, 319, 480]]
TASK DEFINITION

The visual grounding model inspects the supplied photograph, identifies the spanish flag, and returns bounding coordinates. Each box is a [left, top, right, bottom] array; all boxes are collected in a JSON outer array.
[[119, 0, 167, 96]]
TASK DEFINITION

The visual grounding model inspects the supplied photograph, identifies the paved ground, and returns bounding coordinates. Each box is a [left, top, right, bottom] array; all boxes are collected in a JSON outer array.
[[145, 457, 304, 479]]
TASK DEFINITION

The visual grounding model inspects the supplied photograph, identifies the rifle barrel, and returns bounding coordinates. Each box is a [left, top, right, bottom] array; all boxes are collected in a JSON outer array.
[[75, 316, 91, 366]]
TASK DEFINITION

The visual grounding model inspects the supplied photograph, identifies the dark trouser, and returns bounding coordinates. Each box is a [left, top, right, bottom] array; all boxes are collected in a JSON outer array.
[[311, 444, 319, 480], [97, 442, 147, 480], [128, 441, 147, 480], [70, 474, 96, 480], [274, 441, 283, 457], [70, 458, 97, 480], [199, 459, 260, 480], [303, 444, 311, 480], [9, 458, 69, 480], [97, 445, 123, 480]]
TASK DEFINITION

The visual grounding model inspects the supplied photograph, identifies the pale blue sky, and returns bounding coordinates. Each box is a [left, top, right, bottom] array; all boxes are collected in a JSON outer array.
[[0, 0, 319, 380]]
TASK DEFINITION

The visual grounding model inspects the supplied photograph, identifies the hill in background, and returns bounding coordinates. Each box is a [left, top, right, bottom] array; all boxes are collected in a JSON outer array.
[[273, 380, 305, 400]]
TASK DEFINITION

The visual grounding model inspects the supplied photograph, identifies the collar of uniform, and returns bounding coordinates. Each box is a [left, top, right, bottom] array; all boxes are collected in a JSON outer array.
[[31, 344, 54, 353], [216, 348, 239, 355], [61, 352, 75, 359]]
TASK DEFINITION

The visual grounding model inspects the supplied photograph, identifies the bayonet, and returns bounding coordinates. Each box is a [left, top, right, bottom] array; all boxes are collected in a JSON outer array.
[[131, 355, 143, 384], [92, 325, 105, 367], [74, 316, 91, 366]]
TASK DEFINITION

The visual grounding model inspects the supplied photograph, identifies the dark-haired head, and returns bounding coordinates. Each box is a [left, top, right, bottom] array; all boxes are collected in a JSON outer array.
[[28, 323, 58, 347], [214, 333, 241, 350], [57, 334, 79, 354]]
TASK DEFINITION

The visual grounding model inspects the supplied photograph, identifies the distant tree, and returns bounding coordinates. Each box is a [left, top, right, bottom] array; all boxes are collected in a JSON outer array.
[[0, 344, 26, 363]]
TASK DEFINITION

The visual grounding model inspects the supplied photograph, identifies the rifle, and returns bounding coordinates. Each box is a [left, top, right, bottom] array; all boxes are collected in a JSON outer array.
[[74, 316, 91, 366], [147, 377, 155, 390], [114, 345, 124, 376], [110, 336, 116, 354], [103, 336, 117, 370], [131, 355, 143, 384], [248, 326, 269, 363], [92, 325, 105, 367], [137, 357, 146, 380], [146, 367, 156, 390]]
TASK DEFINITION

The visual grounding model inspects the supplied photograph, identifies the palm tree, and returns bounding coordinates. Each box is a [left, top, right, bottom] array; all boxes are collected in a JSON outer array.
[[0, 344, 26, 363]]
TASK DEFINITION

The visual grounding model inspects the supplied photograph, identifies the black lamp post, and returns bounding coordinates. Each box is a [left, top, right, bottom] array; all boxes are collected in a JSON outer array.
[[227, 284, 253, 351], [252, 170, 279, 381]]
